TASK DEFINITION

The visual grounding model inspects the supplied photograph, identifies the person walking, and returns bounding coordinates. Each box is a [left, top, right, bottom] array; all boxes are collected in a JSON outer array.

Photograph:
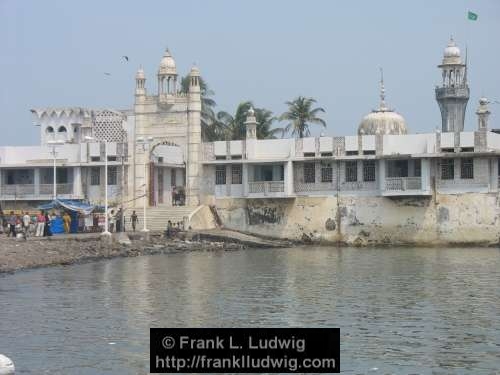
[[115, 208, 123, 233], [7, 211, 17, 237], [130, 211, 138, 232], [22, 211, 31, 238], [35, 211, 46, 237], [108, 210, 115, 233], [44, 212, 52, 237], [62, 212, 71, 234]]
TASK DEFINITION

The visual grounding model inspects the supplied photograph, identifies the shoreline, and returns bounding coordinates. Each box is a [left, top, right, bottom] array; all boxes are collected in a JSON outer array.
[[2, 231, 499, 275], [0, 233, 248, 275]]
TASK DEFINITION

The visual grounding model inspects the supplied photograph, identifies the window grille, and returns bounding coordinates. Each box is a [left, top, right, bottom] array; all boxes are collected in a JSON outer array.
[[231, 164, 242, 184], [90, 167, 100, 186], [363, 160, 375, 182], [215, 165, 226, 185], [321, 164, 333, 182], [345, 161, 358, 182], [304, 163, 315, 183], [414, 159, 421, 177], [441, 159, 454, 180], [107, 166, 117, 185], [460, 158, 473, 179]]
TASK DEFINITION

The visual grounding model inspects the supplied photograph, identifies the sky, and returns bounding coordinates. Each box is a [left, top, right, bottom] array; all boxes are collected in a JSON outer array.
[[1, 0, 499, 146]]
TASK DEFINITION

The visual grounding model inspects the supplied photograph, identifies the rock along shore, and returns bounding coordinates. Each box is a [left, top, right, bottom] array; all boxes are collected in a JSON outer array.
[[0, 232, 249, 274]]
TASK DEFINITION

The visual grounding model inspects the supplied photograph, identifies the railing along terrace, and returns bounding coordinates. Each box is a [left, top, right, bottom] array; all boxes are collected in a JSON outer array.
[[248, 181, 285, 195], [1, 184, 35, 197], [385, 177, 422, 191], [39, 183, 73, 195]]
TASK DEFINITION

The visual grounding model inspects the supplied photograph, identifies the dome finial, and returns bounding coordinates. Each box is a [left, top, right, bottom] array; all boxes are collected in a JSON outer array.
[[379, 67, 387, 111]]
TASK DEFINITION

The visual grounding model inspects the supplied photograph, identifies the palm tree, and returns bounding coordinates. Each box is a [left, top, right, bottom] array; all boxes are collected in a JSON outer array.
[[215, 102, 285, 141], [279, 96, 326, 138], [180, 76, 217, 141], [255, 108, 284, 139]]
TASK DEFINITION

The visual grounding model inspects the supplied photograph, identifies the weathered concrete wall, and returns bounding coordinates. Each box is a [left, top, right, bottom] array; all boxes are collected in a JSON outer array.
[[215, 194, 500, 246]]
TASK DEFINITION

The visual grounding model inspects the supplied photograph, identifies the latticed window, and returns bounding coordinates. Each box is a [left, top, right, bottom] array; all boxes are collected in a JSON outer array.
[[215, 165, 226, 185], [414, 159, 422, 177], [460, 158, 474, 179], [441, 159, 454, 180], [345, 161, 358, 182], [321, 163, 333, 182], [107, 166, 117, 185], [231, 164, 242, 184], [304, 163, 315, 183], [363, 161, 375, 182], [90, 167, 100, 186]]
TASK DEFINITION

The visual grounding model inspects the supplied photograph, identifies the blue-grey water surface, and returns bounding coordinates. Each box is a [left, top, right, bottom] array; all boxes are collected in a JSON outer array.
[[1, 246, 500, 374]]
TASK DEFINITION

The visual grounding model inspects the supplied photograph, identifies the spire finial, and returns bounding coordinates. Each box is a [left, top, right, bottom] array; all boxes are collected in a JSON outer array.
[[379, 67, 387, 111]]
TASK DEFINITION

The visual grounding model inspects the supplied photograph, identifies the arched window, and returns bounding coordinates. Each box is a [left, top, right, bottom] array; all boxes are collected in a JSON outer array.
[[46, 126, 54, 134], [58, 126, 67, 133]]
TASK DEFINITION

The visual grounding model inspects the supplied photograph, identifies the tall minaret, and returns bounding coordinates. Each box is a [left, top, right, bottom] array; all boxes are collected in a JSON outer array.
[[186, 65, 202, 206], [135, 66, 146, 100], [435, 37, 470, 132]]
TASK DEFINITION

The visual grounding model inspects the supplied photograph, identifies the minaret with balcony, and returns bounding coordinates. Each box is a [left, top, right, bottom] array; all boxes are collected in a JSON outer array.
[[435, 37, 470, 132]]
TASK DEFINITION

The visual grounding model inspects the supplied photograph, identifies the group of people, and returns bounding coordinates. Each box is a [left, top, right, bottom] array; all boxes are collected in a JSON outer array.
[[165, 220, 185, 238], [1, 210, 74, 238]]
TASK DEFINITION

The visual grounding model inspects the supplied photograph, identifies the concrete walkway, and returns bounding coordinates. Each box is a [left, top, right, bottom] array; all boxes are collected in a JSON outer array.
[[189, 229, 291, 248]]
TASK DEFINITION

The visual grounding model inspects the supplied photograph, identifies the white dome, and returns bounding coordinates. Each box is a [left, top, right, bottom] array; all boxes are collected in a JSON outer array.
[[135, 67, 145, 79], [442, 38, 462, 65], [189, 65, 200, 76], [358, 110, 407, 135], [158, 49, 177, 75]]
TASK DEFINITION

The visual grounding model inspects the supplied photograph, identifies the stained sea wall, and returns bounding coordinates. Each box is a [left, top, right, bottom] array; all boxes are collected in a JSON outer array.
[[214, 194, 500, 246]]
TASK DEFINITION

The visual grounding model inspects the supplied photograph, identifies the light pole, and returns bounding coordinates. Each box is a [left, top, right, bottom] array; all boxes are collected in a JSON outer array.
[[136, 136, 153, 232], [85, 136, 110, 236], [47, 140, 66, 200]]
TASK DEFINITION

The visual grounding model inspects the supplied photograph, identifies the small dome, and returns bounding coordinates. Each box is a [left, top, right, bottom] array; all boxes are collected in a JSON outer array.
[[189, 65, 200, 76], [442, 37, 462, 65], [158, 49, 177, 75], [136, 66, 145, 79], [358, 110, 407, 135]]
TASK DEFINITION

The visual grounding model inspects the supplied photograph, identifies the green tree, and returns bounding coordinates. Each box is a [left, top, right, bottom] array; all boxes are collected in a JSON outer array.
[[215, 101, 284, 141], [180, 76, 217, 141], [279, 96, 326, 138]]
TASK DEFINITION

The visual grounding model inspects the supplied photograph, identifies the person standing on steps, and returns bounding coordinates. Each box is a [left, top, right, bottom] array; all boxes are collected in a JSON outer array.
[[131, 210, 138, 232], [35, 211, 46, 237]]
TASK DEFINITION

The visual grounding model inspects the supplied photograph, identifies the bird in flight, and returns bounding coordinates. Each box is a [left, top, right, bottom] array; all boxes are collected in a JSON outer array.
[[104, 72, 111, 76], [122, 56, 129, 62]]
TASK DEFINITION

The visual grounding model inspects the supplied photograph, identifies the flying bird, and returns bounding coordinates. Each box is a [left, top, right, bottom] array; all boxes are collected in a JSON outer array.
[[104, 72, 111, 76], [122, 56, 129, 62]]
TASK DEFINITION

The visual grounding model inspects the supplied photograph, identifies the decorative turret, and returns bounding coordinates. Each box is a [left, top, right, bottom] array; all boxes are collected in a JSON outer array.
[[135, 66, 146, 97], [245, 107, 257, 139], [157, 49, 177, 96], [476, 97, 491, 131], [188, 65, 201, 94], [435, 37, 470, 132]]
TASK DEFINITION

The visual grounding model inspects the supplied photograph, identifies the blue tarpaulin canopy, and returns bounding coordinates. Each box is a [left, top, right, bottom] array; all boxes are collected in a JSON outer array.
[[38, 198, 97, 215]]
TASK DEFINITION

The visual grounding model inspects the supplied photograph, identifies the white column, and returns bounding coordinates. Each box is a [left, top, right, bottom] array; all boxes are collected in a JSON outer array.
[[242, 164, 248, 197], [34, 168, 40, 196], [421, 159, 431, 193], [378, 160, 386, 192], [73, 166, 82, 197], [285, 160, 294, 196]]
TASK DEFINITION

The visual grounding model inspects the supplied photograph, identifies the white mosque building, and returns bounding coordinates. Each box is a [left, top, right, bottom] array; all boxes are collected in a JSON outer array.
[[1, 39, 500, 244]]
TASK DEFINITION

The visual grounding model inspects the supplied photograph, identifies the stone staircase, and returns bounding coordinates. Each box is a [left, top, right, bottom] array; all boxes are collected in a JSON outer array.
[[129, 206, 197, 232]]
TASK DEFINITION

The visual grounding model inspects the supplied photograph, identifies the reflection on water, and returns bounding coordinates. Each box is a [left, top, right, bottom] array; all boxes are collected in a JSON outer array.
[[1, 247, 500, 374]]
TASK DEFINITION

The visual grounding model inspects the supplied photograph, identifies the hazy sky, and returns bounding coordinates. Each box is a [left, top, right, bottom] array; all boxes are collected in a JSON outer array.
[[1, 0, 499, 145]]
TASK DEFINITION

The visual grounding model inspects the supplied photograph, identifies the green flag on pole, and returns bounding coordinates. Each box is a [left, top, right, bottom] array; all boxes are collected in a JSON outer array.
[[468, 11, 478, 21]]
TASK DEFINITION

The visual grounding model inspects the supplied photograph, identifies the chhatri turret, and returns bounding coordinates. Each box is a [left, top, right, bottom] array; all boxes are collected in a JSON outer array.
[[435, 37, 470, 132]]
